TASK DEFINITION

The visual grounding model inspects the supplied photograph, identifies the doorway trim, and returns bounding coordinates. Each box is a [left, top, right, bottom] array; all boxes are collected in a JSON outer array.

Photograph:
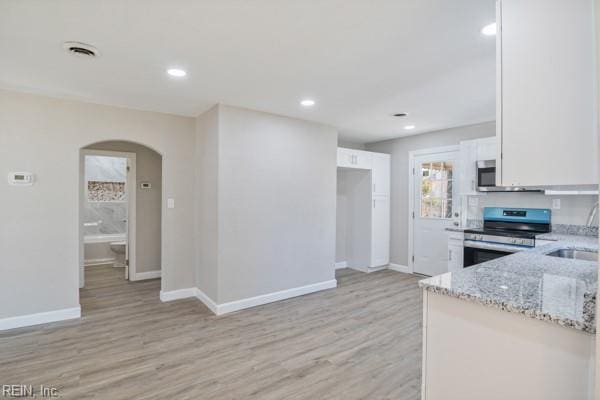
[[408, 145, 459, 275], [79, 149, 137, 287]]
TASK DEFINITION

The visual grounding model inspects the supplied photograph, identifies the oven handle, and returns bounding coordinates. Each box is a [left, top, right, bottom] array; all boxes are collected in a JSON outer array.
[[463, 240, 527, 254]]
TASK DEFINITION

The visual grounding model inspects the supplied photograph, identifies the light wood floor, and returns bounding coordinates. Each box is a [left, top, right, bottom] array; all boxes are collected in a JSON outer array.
[[1, 266, 422, 400]]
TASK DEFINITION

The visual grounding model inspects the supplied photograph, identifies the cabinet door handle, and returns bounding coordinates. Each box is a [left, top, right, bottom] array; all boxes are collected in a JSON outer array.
[[449, 249, 452, 262], [373, 183, 376, 193], [373, 199, 376, 208]]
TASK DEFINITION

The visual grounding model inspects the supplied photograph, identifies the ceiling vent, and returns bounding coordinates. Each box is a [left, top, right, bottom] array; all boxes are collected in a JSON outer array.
[[392, 113, 408, 117], [63, 41, 99, 58]]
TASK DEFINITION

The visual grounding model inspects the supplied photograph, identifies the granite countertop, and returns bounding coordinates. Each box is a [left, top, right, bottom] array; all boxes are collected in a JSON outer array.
[[420, 233, 598, 333]]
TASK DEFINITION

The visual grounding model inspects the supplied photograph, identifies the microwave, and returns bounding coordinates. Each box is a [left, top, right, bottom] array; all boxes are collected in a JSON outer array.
[[476, 160, 539, 192]]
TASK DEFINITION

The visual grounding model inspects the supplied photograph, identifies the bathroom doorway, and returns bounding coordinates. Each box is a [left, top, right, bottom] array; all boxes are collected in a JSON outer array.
[[80, 149, 136, 286], [79, 140, 163, 290]]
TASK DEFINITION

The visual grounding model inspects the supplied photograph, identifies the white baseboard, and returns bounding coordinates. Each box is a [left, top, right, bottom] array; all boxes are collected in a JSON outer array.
[[162, 280, 338, 316], [132, 270, 161, 281], [194, 288, 219, 314], [335, 261, 348, 270], [349, 265, 382, 273], [0, 306, 81, 331], [160, 288, 197, 302], [215, 279, 337, 315], [388, 263, 411, 274], [84, 257, 115, 267]]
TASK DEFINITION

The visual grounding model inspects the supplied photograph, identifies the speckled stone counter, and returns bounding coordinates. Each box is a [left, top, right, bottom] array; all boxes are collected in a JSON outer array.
[[419, 234, 599, 333]]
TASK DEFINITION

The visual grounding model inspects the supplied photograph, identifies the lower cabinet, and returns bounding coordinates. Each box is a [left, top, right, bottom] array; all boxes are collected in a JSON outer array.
[[447, 231, 464, 272]]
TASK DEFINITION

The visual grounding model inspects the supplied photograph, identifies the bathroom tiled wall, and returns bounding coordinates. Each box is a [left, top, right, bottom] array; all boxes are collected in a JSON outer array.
[[84, 155, 128, 236]]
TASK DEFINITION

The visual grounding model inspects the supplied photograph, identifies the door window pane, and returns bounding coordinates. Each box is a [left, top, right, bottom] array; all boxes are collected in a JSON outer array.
[[420, 161, 453, 219]]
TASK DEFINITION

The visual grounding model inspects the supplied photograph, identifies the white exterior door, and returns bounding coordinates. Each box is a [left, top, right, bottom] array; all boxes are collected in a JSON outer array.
[[412, 150, 459, 276]]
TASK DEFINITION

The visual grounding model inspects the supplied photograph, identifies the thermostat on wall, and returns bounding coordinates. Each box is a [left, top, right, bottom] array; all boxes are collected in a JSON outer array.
[[8, 172, 34, 186], [140, 182, 152, 189]]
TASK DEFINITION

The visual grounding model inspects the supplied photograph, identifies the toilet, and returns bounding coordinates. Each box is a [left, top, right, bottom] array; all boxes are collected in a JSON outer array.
[[109, 240, 127, 268]]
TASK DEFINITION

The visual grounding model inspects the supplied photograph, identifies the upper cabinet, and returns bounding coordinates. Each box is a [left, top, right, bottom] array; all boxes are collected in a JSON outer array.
[[497, 0, 598, 187], [371, 153, 391, 196], [337, 148, 373, 170], [459, 137, 497, 195]]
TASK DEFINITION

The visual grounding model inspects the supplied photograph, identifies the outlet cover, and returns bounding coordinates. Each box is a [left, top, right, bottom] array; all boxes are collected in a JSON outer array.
[[468, 197, 479, 207], [552, 199, 561, 210]]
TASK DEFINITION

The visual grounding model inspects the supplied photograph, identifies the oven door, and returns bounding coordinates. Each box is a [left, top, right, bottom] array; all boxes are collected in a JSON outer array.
[[476, 160, 496, 191], [463, 245, 512, 267]]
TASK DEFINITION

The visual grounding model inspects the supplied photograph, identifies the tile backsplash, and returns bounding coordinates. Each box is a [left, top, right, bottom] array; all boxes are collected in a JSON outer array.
[[465, 192, 598, 226]]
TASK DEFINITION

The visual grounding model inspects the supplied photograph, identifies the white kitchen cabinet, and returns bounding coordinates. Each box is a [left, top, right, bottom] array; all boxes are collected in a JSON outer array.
[[497, 0, 597, 187], [459, 139, 478, 196], [371, 196, 390, 268], [422, 291, 595, 400], [336, 148, 390, 272], [447, 231, 464, 272], [337, 148, 373, 170], [371, 153, 391, 196], [459, 137, 497, 196], [475, 137, 496, 162]]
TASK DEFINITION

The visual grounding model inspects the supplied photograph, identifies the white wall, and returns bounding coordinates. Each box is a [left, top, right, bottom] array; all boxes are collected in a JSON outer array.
[[217, 105, 338, 303], [336, 170, 348, 263], [0, 90, 196, 319], [195, 105, 338, 304], [85, 141, 163, 273], [366, 122, 495, 266], [195, 106, 220, 300], [338, 140, 366, 150]]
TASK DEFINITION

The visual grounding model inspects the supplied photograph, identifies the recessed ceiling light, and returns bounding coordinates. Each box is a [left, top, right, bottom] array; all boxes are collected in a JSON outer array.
[[167, 68, 187, 78], [300, 99, 316, 107], [481, 22, 497, 36], [404, 125, 416, 130]]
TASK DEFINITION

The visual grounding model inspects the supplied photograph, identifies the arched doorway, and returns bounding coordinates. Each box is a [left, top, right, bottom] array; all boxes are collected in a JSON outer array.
[[78, 140, 163, 295]]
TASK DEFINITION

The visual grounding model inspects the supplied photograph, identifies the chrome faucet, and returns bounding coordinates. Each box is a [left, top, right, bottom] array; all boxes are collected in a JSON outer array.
[[586, 202, 599, 227]]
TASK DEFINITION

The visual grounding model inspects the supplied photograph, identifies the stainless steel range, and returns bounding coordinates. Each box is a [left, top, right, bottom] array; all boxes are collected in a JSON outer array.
[[463, 207, 551, 267]]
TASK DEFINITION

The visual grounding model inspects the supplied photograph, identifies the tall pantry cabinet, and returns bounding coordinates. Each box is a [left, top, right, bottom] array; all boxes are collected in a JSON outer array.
[[336, 148, 390, 272]]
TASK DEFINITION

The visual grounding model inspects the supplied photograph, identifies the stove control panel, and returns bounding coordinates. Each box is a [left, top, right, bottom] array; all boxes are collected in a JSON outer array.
[[464, 232, 535, 247]]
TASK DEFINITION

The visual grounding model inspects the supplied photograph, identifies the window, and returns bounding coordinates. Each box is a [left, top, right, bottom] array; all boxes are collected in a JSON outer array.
[[420, 161, 453, 219], [85, 155, 128, 202]]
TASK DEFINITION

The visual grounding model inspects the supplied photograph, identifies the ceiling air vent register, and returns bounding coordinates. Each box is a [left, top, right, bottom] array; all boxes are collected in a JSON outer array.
[[63, 41, 99, 58]]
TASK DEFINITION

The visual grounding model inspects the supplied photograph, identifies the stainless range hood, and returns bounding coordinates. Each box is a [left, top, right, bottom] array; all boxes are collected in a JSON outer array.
[[478, 186, 543, 193]]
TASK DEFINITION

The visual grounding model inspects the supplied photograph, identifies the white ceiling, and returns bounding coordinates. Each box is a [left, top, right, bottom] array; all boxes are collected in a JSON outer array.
[[0, 0, 496, 143]]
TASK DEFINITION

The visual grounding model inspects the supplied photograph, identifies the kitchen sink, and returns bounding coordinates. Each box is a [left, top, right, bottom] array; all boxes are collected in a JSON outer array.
[[546, 249, 598, 262]]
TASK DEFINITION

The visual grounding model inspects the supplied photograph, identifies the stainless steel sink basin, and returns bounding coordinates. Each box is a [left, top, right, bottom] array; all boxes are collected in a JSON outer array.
[[546, 249, 598, 262]]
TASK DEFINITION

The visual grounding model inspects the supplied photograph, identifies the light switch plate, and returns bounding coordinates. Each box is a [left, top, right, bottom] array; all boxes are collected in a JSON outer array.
[[167, 198, 175, 209]]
